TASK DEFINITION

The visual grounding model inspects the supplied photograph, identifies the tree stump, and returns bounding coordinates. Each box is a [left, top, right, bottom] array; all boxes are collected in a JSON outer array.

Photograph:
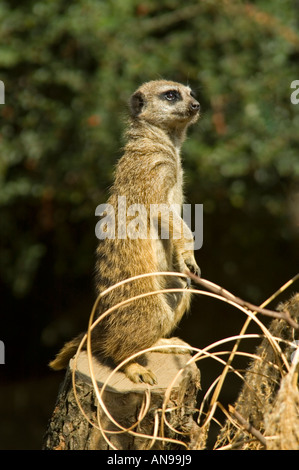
[[43, 350, 202, 450]]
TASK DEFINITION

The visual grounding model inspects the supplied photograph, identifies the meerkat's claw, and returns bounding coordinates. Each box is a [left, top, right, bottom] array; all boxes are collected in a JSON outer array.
[[124, 363, 157, 385], [185, 261, 201, 278], [139, 370, 158, 386]]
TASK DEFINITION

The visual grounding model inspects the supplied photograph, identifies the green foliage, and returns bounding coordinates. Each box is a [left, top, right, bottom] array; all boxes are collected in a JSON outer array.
[[0, 0, 298, 298]]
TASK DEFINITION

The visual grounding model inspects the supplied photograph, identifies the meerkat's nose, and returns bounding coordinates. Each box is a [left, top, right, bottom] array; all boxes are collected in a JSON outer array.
[[190, 100, 200, 112]]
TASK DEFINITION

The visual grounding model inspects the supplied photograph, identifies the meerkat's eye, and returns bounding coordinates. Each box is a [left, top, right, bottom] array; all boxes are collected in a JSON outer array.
[[163, 90, 181, 101]]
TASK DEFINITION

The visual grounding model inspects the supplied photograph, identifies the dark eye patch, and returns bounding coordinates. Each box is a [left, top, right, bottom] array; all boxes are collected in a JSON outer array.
[[190, 90, 197, 99], [159, 89, 182, 102]]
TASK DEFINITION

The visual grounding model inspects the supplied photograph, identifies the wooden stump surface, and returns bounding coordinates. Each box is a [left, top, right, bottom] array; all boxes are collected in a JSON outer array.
[[43, 350, 202, 450]]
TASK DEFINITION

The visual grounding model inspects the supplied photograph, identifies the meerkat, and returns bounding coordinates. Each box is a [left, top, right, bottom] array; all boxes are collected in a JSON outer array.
[[49, 80, 200, 385]]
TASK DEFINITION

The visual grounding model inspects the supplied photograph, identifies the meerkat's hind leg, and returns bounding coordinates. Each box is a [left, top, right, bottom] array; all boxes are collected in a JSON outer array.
[[153, 337, 192, 354], [123, 362, 157, 385]]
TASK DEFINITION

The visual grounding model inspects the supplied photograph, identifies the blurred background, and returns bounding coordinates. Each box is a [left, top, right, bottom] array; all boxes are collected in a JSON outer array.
[[0, 0, 298, 449]]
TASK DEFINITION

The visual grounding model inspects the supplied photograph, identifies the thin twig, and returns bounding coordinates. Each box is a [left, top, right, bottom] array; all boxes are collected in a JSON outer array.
[[187, 272, 299, 330], [228, 405, 267, 448]]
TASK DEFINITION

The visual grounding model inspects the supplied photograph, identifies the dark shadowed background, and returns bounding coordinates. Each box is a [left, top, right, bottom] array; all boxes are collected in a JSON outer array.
[[0, 0, 298, 449]]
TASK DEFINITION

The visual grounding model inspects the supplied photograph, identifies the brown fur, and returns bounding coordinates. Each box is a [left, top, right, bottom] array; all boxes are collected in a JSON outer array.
[[49, 80, 200, 384]]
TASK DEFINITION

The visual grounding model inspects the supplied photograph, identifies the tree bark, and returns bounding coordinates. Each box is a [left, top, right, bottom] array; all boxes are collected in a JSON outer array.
[[43, 350, 202, 450]]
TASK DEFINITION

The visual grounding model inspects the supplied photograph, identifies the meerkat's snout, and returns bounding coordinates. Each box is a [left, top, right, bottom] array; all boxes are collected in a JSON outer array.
[[189, 99, 200, 113]]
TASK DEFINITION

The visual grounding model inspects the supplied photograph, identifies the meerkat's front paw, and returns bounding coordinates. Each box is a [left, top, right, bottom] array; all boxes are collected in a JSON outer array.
[[182, 257, 200, 287], [184, 257, 200, 278], [124, 362, 157, 385]]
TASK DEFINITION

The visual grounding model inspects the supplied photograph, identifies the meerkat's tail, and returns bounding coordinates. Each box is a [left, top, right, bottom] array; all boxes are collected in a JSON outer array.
[[49, 333, 85, 370]]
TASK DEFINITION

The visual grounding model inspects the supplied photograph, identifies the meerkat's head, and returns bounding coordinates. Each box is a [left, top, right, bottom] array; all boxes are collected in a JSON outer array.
[[129, 80, 200, 136]]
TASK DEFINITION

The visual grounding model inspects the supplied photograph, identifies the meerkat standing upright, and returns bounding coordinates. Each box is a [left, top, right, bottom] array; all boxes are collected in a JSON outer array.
[[50, 80, 200, 385]]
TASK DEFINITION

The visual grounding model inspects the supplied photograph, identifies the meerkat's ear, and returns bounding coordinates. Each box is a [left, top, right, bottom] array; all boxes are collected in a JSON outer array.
[[130, 91, 145, 118]]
